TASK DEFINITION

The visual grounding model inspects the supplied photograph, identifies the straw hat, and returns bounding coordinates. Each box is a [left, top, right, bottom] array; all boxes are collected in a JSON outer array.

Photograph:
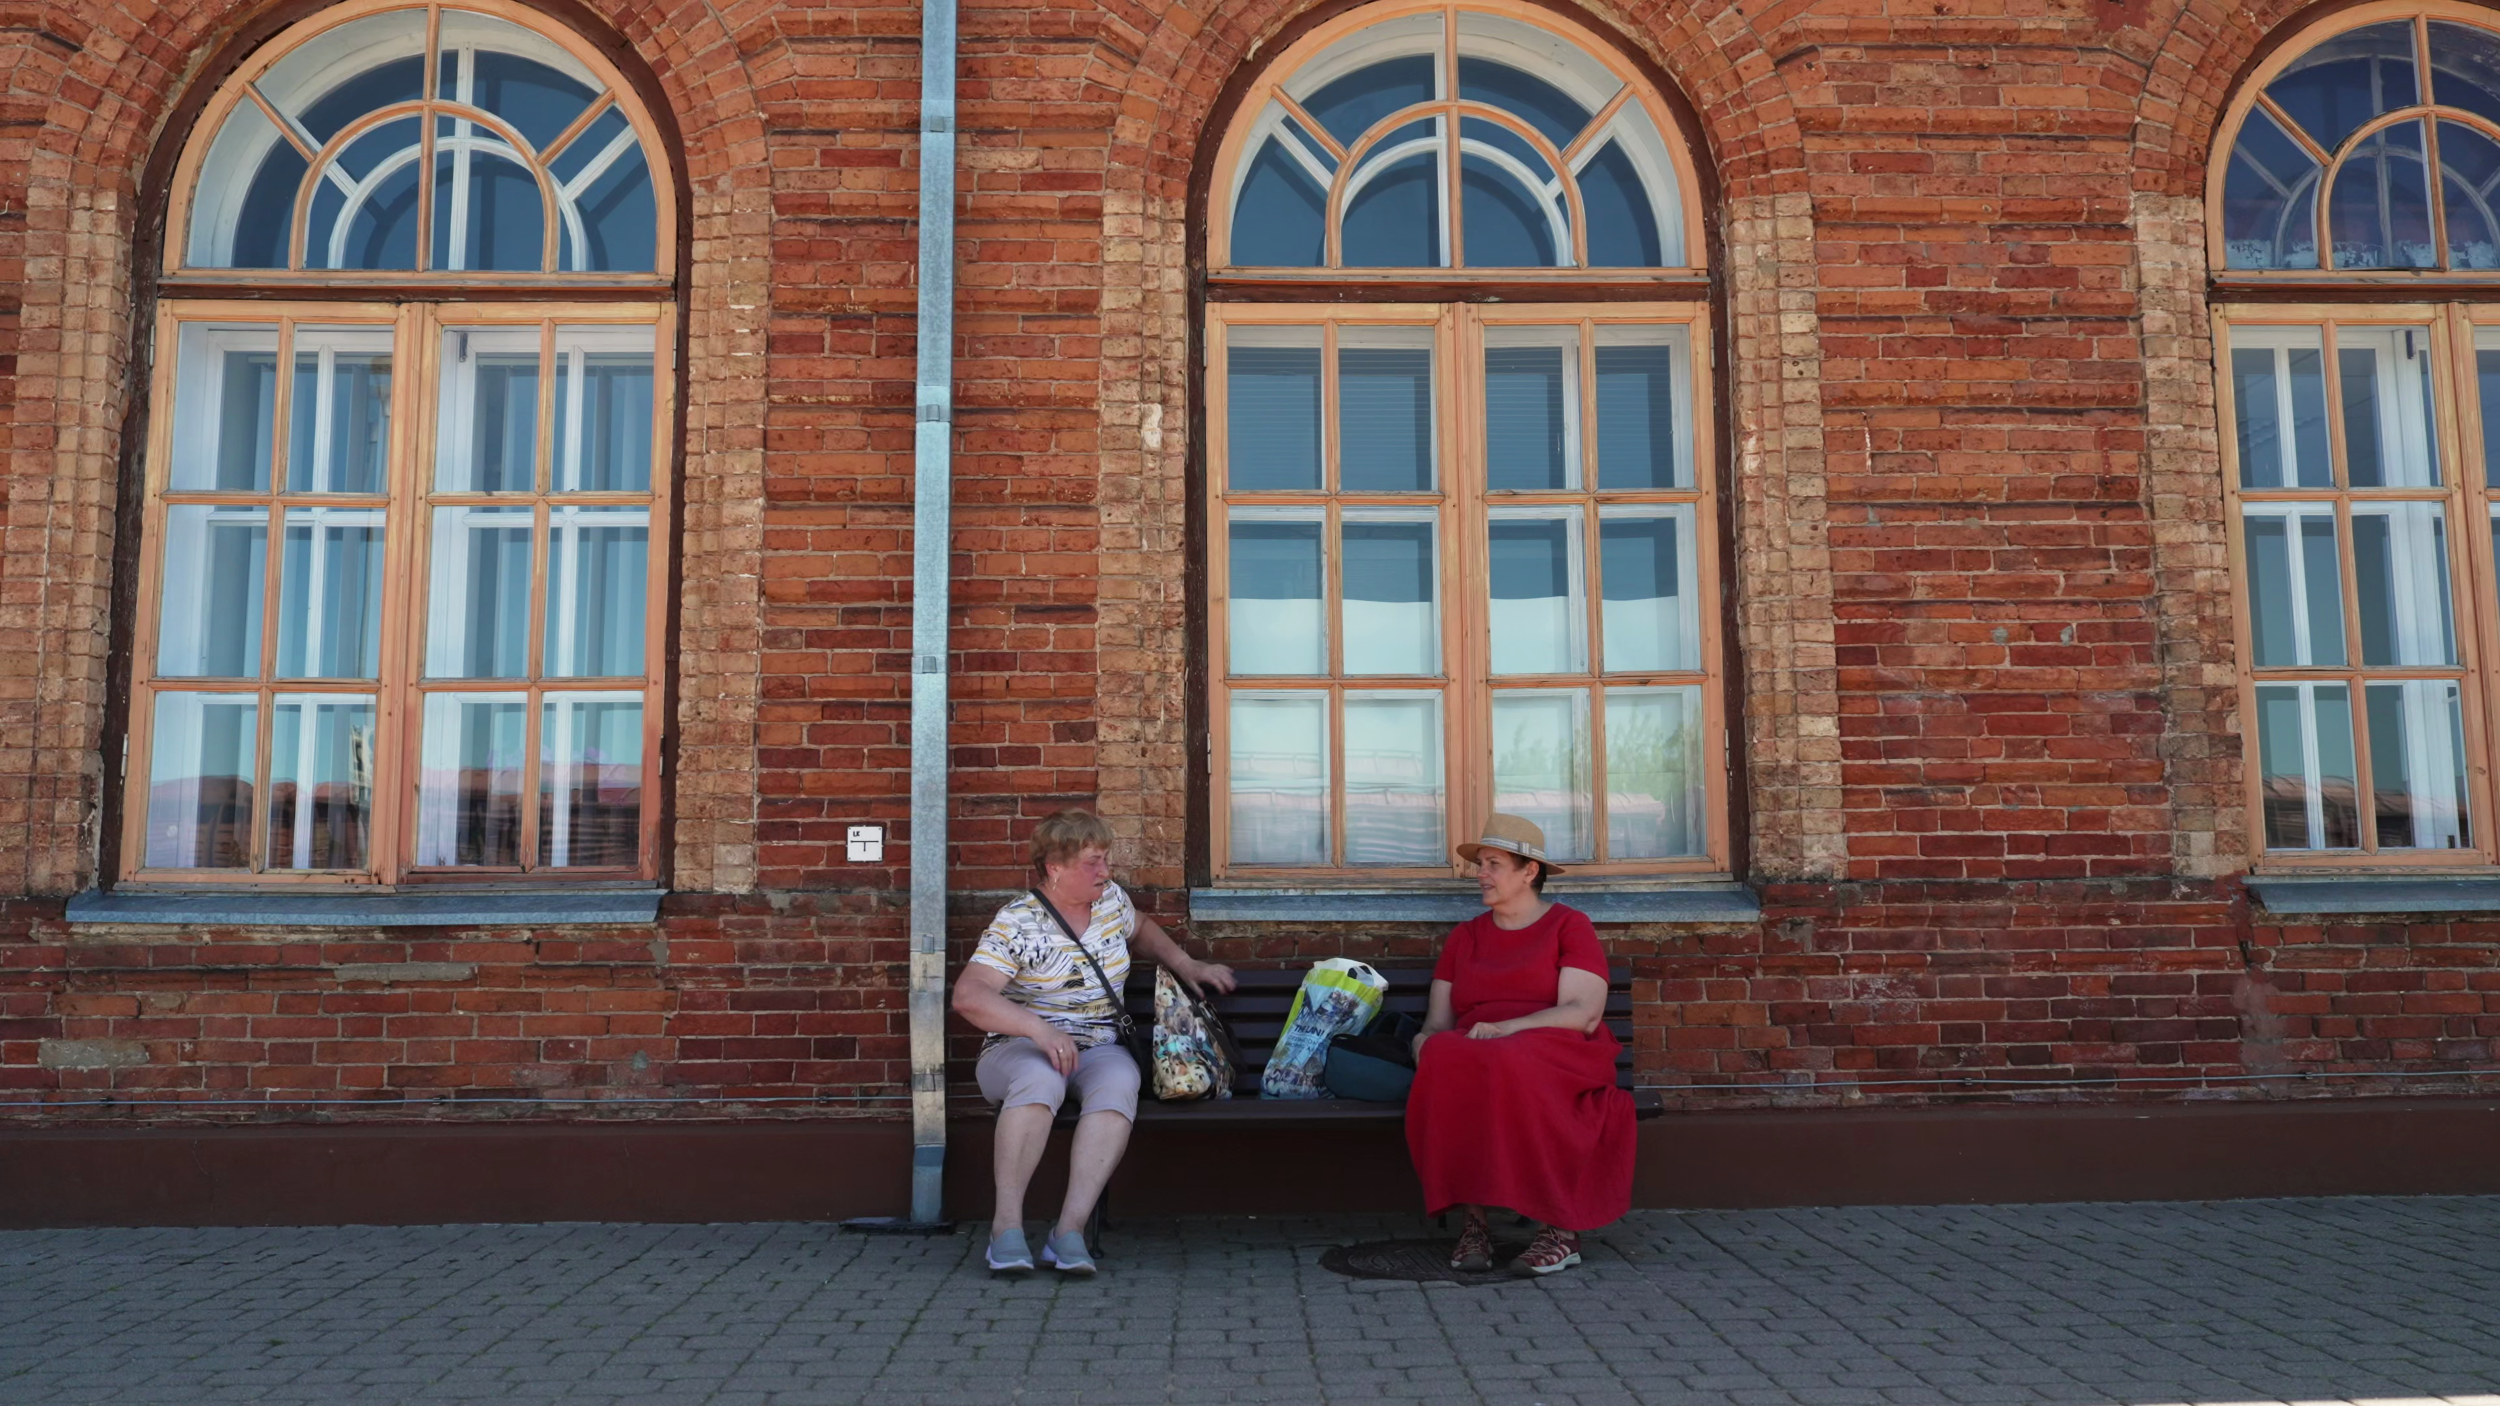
[[1454, 813, 1566, 875]]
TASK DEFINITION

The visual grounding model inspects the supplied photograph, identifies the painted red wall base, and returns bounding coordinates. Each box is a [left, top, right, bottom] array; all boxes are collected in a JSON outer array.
[[7, 1099, 2498, 1228]]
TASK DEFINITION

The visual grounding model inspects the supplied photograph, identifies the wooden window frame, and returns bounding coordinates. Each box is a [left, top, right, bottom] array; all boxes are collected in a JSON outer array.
[[2205, 3, 2500, 867], [2216, 302, 2500, 868], [2205, 0, 2500, 290], [1206, 299, 1728, 881], [160, 0, 676, 293], [1205, 0, 1707, 283], [123, 299, 675, 888], [122, 1, 676, 890]]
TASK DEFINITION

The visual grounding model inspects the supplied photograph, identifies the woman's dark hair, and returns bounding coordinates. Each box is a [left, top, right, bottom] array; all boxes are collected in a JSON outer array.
[[1528, 859, 1549, 894]]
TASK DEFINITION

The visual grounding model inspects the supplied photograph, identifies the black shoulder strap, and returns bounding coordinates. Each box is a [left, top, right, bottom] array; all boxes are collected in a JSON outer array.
[[1030, 889, 1136, 1034]]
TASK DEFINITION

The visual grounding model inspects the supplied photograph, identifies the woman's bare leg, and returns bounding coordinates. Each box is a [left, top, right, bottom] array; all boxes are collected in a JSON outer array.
[[992, 1103, 1055, 1237], [1052, 1108, 1133, 1238]]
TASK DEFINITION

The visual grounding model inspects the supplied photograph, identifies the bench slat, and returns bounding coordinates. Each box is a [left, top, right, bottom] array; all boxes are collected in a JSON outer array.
[[1115, 963, 1644, 1106]]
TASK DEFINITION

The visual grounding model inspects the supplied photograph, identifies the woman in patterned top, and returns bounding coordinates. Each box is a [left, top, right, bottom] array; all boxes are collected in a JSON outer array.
[[951, 808, 1236, 1274]]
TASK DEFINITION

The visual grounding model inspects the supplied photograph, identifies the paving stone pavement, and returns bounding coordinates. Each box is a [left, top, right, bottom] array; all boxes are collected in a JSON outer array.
[[3, 1198, 2499, 1405]]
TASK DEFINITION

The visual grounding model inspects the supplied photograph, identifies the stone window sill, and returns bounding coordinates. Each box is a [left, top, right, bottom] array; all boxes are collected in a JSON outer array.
[[1187, 881, 1760, 926], [2246, 874, 2500, 918], [64, 888, 665, 928]]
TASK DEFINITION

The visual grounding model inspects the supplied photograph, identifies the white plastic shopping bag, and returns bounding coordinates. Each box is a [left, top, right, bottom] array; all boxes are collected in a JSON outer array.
[[1259, 959, 1388, 1099]]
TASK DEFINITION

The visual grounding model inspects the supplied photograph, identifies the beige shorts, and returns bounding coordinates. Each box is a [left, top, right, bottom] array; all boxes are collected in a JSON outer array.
[[975, 1037, 1140, 1122]]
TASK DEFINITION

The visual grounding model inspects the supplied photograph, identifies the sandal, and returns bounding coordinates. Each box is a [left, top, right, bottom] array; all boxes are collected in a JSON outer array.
[[1511, 1225, 1581, 1276], [1449, 1210, 1494, 1272]]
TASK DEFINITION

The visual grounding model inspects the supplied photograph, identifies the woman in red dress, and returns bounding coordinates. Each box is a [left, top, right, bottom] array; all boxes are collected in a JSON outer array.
[[1405, 813, 1636, 1275]]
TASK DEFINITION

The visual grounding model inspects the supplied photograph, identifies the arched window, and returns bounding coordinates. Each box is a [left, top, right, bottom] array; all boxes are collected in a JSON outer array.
[[1217, 5, 1689, 268], [1204, 3, 1724, 879], [125, 1, 675, 886], [2212, 5, 2500, 865], [2219, 9, 2500, 270]]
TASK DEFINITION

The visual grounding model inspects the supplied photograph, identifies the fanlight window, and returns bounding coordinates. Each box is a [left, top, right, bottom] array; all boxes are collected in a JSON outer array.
[[1220, 4, 1686, 269], [179, 4, 659, 274], [2222, 12, 2500, 270]]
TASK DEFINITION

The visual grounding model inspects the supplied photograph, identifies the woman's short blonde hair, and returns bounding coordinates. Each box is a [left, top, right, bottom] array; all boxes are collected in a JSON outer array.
[[1030, 808, 1116, 875]]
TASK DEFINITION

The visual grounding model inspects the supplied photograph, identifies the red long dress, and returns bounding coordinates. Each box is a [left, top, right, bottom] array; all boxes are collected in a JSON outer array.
[[1404, 903, 1635, 1231]]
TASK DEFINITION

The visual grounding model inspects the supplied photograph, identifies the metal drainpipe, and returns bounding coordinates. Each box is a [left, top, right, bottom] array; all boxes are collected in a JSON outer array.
[[906, 0, 959, 1227]]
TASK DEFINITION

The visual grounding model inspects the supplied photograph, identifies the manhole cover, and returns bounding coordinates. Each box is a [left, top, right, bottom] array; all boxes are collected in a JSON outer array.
[[1318, 1238, 1533, 1285]]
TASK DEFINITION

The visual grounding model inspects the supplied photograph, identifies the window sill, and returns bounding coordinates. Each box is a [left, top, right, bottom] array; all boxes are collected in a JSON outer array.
[[2246, 874, 2500, 918], [1187, 881, 1760, 926], [64, 887, 665, 928]]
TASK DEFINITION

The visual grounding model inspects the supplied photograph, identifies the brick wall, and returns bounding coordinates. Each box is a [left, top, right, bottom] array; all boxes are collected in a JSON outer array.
[[4, 0, 2500, 1125]]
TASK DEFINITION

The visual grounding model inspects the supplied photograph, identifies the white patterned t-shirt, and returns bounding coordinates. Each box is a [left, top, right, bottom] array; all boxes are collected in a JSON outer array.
[[968, 883, 1136, 1049]]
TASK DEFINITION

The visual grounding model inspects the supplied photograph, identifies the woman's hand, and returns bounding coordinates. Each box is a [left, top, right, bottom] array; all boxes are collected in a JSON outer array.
[[1034, 1025, 1080, 1076], [1180, 956, 1237, 996], [1466, 1019, 1516, 1040], [1410, 1030, 1433, 1063]]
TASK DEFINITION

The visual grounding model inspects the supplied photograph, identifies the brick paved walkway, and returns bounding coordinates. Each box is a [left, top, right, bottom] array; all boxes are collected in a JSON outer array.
[[4, 1199, 2498, 1405]]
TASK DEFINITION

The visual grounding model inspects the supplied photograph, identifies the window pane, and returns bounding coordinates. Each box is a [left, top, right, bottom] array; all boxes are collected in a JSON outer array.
[[544, 508, 648, 678], [540, 693, 642, 867], [2338, 327, 2441, 487], [2256, 682, 2359, 850], [1580, 141, 1664, 269], [1483, 334, 1576, 490], [2491, 511, 2500, 622], [1342, 148, 1445, 268], [432, 122, 545, 273], [288, 329, 393, 495], [561, 135, 658, 273], [435, 328, 541, 492], [1338, 333, 1434, 492], [2432, 20, 2500, 127], [271, 14, 428, 144], [1488, 510, 1585, 675], [1595, 332, 1688, 489], [1607, 685, 1705, 859], [1492, 688, 1591, 862], [304, 116, 422, 271], [1341, 515, 1435, 676], [2439, 121, 2500, 270], [169, 324, 278, 492], [2329, 119, 2435, 269], [1599, 508, 1699, 673], [1229, 513, 1324, 676], [1344, 691, 1443, 865], [457, 46, 597, 151], [1229, 691, 1328, 866], [143, 692, 258, 870], [552, 328, 656, 493], [2366, 680, 2471, 850], [275, 507, 385, 679], [427, 506, 535, 678], [265, 695, 374, 871], [1303, 54, 1436, 149], [2269, 22, 2417, 159], [157, 505, 268, 678], [1460, 149, 1561, 266], [2480, 345, 2500, 488], [188, 100, 298, 269], [2220, 106, 2321, 270], [1231, 133, 1328, 268], [415, 693, 527, 866], [2242, 507, 2346, 668], [2229, 331, 2330, 489], [2351, 502, 2456, 667], [1226, 331, 1321, 491], [1455, 57, 1588, 148]]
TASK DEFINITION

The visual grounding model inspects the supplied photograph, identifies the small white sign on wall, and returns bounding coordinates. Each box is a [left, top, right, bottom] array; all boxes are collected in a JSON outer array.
[[847, 825, 884, 862]]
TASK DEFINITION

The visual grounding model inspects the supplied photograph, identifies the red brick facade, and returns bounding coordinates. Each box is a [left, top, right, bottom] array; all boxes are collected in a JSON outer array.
[[3, 0, 2497, 1147]]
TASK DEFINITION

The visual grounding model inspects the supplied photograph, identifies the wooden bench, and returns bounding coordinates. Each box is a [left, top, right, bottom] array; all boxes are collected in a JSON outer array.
[[1103, 964, 1664, 1123]]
